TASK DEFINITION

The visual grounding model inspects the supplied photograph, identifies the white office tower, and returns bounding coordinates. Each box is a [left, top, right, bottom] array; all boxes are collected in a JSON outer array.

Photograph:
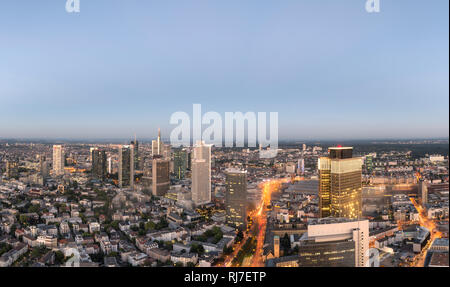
[[89, 147, 96, 162], [162, 143, 172, 159], [152, 128, 163, 157], [304, 218, 369, 267], [107, 157, 112, 174], [52, 145, 64, 176], [191, 140, 212, 206]]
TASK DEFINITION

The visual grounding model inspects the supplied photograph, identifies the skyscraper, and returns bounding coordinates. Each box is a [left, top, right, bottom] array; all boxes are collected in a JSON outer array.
[[52, 145, 64, 176], [107, 156, 112, 174], [6, 159, 19, 179], [89, 147, 96, 162], [225, 168, 247, 230], [92, 149, 107, 180], [297, 158, 305, 175], [365, 155, 373, 174], [297, 218, 369, 267], [152, 128, 163, 157], [152, 157, 170, 196], [131, 136, 140, 170], [119, 145, 134, 188], [191, 140, 212, 206], [39, 155, 49, 179], [318, 147, 362, 219], [173, 148, 188, 180]]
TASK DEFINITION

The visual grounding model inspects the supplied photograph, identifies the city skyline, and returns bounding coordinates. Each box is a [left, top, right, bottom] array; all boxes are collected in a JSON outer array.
[[0, 0, 448, 139]]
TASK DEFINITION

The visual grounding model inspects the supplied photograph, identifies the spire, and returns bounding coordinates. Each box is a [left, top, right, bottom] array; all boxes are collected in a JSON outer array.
[[158, 128, 161, 140]]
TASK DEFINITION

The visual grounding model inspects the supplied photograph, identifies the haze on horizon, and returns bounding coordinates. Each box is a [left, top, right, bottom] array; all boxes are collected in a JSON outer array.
[[0, 0, 448, 140]]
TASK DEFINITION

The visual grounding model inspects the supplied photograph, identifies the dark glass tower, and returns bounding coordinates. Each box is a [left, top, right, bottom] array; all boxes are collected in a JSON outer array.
[[225, 168, 248, 230], [173, 148, 187, 180], [92, 149, 107, 180]]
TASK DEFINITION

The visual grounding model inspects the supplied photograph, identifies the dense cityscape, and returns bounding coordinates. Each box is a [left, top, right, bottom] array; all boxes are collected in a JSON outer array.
[[1, 1, 448, 278], [0, 133, 448, 267]]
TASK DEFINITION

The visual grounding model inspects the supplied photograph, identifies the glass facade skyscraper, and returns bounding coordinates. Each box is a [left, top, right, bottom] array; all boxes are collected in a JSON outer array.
[[318, 147, 362, 219], [225, 168, 248, 230]]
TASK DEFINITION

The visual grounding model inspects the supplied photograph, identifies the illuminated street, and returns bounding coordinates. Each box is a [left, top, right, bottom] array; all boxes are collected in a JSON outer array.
[[249, 178, 298, 267], [409, 197, 443, 267], [222, 178, 290, 267]]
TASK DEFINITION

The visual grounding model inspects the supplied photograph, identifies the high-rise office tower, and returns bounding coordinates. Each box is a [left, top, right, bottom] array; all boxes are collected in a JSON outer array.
[[162, 143, 171, 159], [6, 159, 19, 179], [152, 128, 163, 157], [92, 149, 107, 180], [318, 147, 362, 219], [107, 156, 112, 174], [297, 218, 369, 267], [173, 149, 188, 180], [39, 155, 49, 178], [152, 157, 170, 196], [89, 147, 96, 162], [365, 155, 373, 174], [191, 140, 212, 206], [297, 158, 305, 175], [131, 136, 140, 170], [225, 168, 248, 230], [187, 150, 192, 170], [118, 145, 134, 188], [52, 145, 64, 176]]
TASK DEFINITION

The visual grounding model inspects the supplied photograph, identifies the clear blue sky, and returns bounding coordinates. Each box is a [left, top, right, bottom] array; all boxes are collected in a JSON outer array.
[[0, 0, 448, 140]]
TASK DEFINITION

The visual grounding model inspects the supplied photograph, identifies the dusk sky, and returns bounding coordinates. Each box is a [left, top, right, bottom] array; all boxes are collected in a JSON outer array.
[[0, 0, 448, 140]]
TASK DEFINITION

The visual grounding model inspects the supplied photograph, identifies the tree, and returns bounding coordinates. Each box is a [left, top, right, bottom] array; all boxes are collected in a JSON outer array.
[[190, 243, 205, 255], [164, 241, 173, 251], [223, 245, 233, 255], [31, 246, 47, 259], [280, 233, 291, 255], [55, 251, 65, 265], [28, 204, 40, 213], [0, 243, 12, 256], [145, 221, 156, 231], [9, 224, 17, 237], [143, 259, 153, 267], [235, 231, 244, 243]]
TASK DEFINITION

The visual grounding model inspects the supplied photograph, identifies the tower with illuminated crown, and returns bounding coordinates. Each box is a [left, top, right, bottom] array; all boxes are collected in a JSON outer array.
[[318, 146, 362, 219]]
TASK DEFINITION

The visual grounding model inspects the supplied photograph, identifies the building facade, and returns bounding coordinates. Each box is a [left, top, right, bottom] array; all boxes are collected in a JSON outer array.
[[318, 147, 362, 219], [152, 158, 170, 196], [173, 149, 188, 180], [225, 168, 247, 230], [191, 141, 212, 206], [119, 145, 134, 188], [92, 149, 107, 180], [298, 218, 369, 267], [52, 145, 64, 176]]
